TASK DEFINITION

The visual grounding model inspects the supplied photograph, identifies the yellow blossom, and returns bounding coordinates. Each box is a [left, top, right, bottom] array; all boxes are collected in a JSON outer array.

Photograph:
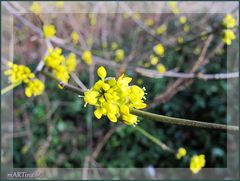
[[144, 18, 154, 27], [115, 49, 125, 62], [44, 48, 65, 69], [183, 24, 190, 32], [179, 16, 187, 24], [111, 42, 118, 50], [150, 56, 159, 65], [71, 31, 79, 44], [30, 2, 42, 14], [25, 79, 44, 97], [43, 24, 56, 38], [84, 66, 147, 126], [82, 50, 92, 65], [222, 14, 236, 28], [177, 36, 184, 44], [88, 13, 96, 26], [168, 2, 180, 14], [157, 64, 166, 73], [65, 53, 77, 73], [156, 24, 167, 35], [55, 1, 64, 8], [190, 154, 206, 174], [4, 62, 35, 84], [153, 44, 165, 56], [176, 147, 187, 159], [222, 29, 236, 45], [133, 13, 141, 20]]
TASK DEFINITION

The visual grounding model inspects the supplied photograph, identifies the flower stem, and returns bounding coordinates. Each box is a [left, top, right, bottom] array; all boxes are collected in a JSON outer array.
[[131, 109, 238, 132], [1, 82, 21, 95], [135, 126, 174, 152]]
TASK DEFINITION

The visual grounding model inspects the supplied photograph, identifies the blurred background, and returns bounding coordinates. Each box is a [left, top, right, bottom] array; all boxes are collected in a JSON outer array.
[[1, 1, 239, 180]]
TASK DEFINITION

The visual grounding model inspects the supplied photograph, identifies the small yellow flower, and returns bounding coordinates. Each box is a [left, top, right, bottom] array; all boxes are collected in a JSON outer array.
[[177, 36, 184, 44], [111, 42, 118, 50], [25, 79, 44, 97], [30, 2, 42, 14], [150, 56, 159, 65], [156, 64, 166, 73], [156, 24, 167, 35], [65, 53, 77, 73], [97, 66, 107, 80], [132, 13, 141, 20], [190, 154, 206, 174], [153, 44, 165, 56], [71, 31, 79, 44], [222, 14, 236, 28], [176, 147, 187, 159], [55, 1, 64, 8], [144, 18, 154, 27], [82, 50, 92, 65], [84, 66, 147, 126], [183, 24, 190, 32], [222, 29, 236, 45], [168, 2, 180, 14], [179, 16, 187, 24], [115, 49, 125, 62], [88, 13, 96, 26], [43, 24, 56, 38]]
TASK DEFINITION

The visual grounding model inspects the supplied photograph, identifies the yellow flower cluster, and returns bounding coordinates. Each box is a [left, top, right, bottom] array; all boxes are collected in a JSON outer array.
[[25, 79, 45, 97], [190, 154, 206, 174], [115, 49, 125, 62], [111, 42, 118, 50], [71, 31, 79, 44], [44, 48, 77, 84], [223, 14, 236, 28], [4, 62, 44, 97], [153, 44, 165, 57], [222, 14, 236, 45], [144, 18, 154, 27], [84, 66, 147, 126], [179, 16, 187, 24], [156, 63, 166, 73], [30, 2, 42, 14], [167, 2, 180, 14], [176, 147, 187, 159], [88, 13, 97, 26], [156, 24, 167, 35], [82, 50, 93, 65], [43, 24, 56, 38]]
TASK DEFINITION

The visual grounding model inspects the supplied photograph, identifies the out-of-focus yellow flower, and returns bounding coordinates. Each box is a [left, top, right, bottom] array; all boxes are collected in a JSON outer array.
[[153, 44, 165, 57], [55, 1, 64, 8], [111, 42, 118, 50], [194, 47, 201, 55], [133, 13, 141, 20], [123, 13, 129, 19], [156, 24, 167, 35], [156, 63, 166, 73], [43, 24, 56, 38], [177, 36, 184, 44], [71, 31, 79, 44], [25, 79, 44, 97], [82, 50, 93, 65], [183, 24, 190, 32], [222, 29, 236, 45], [222, 14, 236, 29], [143, 62, 151, 68], [88, 13, 96, 26], [144, 18, 154, 27], [4, 62, 35, 84], [65, 53, 77, 73], [167, 2, 180, 14], [179, 16, 187, 24], [176, 147, 187, 159], [115, 49, 125, 62], [190, 154, 206, 174], [84, 66, 147, 126], [102, 42, 108, 49], [30, 2, 42, 14], [150, 56, 159, 65]]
